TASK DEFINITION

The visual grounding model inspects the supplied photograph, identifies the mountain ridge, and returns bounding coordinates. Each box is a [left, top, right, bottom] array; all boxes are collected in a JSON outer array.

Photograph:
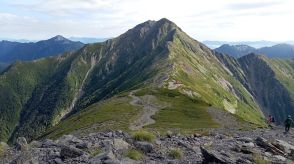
[[215, 43, 294, 58], [0, 35, 84, 63], [1, 18, 294, 144]]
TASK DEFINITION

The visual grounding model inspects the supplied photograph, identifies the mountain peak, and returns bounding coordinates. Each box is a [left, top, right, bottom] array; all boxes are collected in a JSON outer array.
[[158, 18, 173, 24], [50, 35, 68, 42]]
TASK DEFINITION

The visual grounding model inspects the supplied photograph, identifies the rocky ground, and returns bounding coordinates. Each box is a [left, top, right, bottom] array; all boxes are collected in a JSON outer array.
[[1, 127, 294, 164]]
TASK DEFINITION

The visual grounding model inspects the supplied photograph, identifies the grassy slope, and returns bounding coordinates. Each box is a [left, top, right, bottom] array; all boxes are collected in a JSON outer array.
[[42, 88, 219, 139], [41, 94, 141, 139], [139, 89, 219, 133], [167, 32, 265, 125]]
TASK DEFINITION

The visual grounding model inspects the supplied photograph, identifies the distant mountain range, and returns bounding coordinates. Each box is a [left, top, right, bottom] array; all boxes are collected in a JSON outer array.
[[0, 35, 84, 72], [0, 37, 109, 44], [69, 37, 109, 43], [203, 40, 294, 49], [215, 44, 294, 58]]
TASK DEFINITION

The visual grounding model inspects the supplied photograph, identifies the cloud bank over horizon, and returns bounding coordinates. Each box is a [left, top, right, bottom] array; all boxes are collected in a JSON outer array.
[[0, 0, 293, 41]]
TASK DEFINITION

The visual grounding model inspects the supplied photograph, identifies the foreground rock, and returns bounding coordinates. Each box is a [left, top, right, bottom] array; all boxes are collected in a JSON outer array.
[[1, 127, 294, 163]]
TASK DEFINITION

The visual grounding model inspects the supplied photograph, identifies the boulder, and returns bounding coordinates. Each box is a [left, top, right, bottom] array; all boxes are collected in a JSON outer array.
[[255, 137, 284, 155], [242, 142, 255, 148], [16, 137, 28, 151], [58, 135, 84, 147], [135, 142, 154, 153], [29, 141, 42, 148], [60, 145, 84, 159], [53, 158, 65, 164], [113, 139, 129, 151], [102, 140, 113, 151], [273, 155, 286, 162], [272, 139, 294, 154], [240, 146, 254, 154], [76, 142, 90, 149], [41, 139, 58, 148], [200, 146, 236, 164], [89, 151, 115, 164]]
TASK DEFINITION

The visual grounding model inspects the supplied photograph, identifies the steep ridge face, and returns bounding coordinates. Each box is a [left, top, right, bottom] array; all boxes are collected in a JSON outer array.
[[162, 27, 263, 124], [217, 53, 294, 124], [0, 19, 266, 143], [73, 19, 177, 112]]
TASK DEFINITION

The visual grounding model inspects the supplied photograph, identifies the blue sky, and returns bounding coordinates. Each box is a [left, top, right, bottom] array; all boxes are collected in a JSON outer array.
[[0, 0, 293, 41]]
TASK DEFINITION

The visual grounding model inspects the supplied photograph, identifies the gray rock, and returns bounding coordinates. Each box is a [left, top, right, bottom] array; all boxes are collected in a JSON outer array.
[[200, 146, 236, 164], [155, 140, 161, 145], [89, 151, 115, 164], [103, 159, 121, 164], [30, 141, 42, 148], [102, 140, 113, 151], [11, 151, 38, 164], [120, 158, 139, 164], [255, 137, 284, 155], [60, 145, 84, 159], [113, 138, 129, 151], [76, 142, 90, 149], [264, 152, 272, 157], [273, 155, 286, 161], [42, 139, 58, 148], [135, 142, 154, 153], [16, 137, 28, 151], [242, 142, 255, 148], [53, 158, 64, 164], [240, 145, 254, 154], [272, 139, 294, 154], [58, 135, 84, 146], [237, 137, 254, 143]]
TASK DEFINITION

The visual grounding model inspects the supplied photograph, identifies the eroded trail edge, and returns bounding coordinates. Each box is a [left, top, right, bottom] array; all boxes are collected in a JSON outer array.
[[129, 90, 165, 130]]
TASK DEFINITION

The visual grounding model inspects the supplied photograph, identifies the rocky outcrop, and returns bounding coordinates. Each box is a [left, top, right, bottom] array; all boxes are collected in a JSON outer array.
[[1, 128, 294, 163]]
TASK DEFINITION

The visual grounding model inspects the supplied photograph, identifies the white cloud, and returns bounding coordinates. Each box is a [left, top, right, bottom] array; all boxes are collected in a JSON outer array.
[[1, 0, 294, 41]]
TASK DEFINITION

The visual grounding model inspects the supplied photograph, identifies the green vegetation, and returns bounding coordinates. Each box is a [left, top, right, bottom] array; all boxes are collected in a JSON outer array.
[[125, 149, 143, 160], [0, 145, 3, 157], [143, 89, 219, 134], [168, 149, 183, 159], [41, 96, 140, 139], [168, 33, 265, 125], [2, 18, 292, 144], [90, 148, 101, 157], [0, 58, 62, 142], [253, 153, 269, 164], [132, 130, 155, 142]]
